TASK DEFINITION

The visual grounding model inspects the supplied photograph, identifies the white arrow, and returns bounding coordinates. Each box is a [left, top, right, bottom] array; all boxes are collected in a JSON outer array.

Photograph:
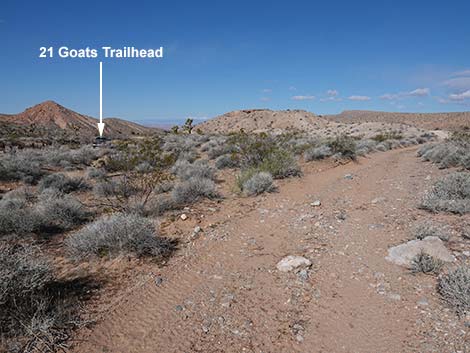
[[97, 61, 105, 137]]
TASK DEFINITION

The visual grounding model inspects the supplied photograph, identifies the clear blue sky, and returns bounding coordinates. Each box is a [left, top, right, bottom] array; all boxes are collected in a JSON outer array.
[[1, 0, 470, 125]]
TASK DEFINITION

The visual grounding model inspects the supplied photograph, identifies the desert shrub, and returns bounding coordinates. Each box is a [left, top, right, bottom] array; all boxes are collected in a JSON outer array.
[[86, 167, 106, 179], [171, 177, 218, 205], [242, 172, 275, 196], [418, 131, 470, 169], [66, 213, 174, 260], [0, 151, 45, 183], [0, 244, 86, 351], [0, 195, 39, 236], [462, 222, 470, 240], [215, 154, 239, 169], [258, 149, 301, 178], [438, 266, 470, 314], [420, 172, 470, 214], [304, 145, 332, 161], [356, 139, 377, 156], [375, 142, 390, 152], [94, 167, 173, 213], [410, 251, 443, 274], [105, 137, 176, 172], [412, 220, 450, 241], [372, 131, 403, 142], [38, 173, 90, 193], [328, 135, 357, 160], [36, 189, 89, 231], [177, 151, 199, 163], [145, 194, 177, 216], [207, 144, 237, 160], [171, 159, 215, 181]]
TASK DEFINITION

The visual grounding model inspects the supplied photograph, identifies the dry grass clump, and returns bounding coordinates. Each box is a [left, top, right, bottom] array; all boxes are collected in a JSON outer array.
[[438, 265, 470, 315], [410, 251, 443, 274], [66, 213, 175, 260], [420, 172, 470, 214], [412, 220, 450, 241], [38, 173, 90, 193]]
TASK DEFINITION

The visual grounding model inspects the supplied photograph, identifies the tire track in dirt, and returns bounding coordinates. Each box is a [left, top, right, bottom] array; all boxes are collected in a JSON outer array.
[[73, 147, 448, 353]]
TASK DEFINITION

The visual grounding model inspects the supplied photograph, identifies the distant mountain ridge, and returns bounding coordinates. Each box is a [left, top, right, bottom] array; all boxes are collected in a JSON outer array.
[[326, 110, 470, 130], [0, 101, 160, 142]]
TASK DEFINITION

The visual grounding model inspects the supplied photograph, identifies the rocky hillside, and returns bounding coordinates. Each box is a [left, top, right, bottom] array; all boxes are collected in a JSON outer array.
[[327, 110, 470, 131], [0, 101, 160, 142], [196, 109, 332, 134]]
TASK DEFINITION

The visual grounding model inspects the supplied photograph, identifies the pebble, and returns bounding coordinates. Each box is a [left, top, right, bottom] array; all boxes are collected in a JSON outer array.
[[344, 174, 353, 180], [311, 200, 321, 207], [175, 305, 184, 311], [180, 214, 188, 220]]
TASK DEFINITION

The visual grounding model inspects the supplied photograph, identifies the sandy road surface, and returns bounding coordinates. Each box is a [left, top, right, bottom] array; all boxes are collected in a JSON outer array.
[[73, 147, 467, 353]]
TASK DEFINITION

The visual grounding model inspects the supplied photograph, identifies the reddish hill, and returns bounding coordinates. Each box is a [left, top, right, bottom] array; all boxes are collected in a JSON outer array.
[[0, 101, 160, 141]]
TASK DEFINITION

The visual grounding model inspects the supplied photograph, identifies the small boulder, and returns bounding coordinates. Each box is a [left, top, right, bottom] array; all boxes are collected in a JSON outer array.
[[277, 255, 312, 272], [386, 236, 455, 267], [311, 200, 321, 207], [180, 214, 188, 221]]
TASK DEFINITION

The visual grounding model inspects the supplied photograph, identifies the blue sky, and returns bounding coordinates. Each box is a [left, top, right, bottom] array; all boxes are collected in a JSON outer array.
[[1, 0, 470, 125]]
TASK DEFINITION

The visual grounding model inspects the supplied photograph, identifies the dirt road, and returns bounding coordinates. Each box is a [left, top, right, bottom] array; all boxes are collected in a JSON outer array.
[[73, 147, 466, 353]]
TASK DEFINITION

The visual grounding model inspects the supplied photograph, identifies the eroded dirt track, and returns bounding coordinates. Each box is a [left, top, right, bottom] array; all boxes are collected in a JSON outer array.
[[73, 148, 464, 353]]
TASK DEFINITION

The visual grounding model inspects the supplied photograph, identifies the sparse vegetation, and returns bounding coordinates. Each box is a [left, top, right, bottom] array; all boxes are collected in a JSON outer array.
[[372, 131, 403, 142], [171, 176, 218, 205], [438, 265, 470, 315], [328, 135, 357, 160], [242, 171, 275, 196], [0, 243, 86, 351], [412, 220, 450, 241], [304, 145, 332, 161], [418, 130, 470, 169], [215, 154, 239, 169], [410, 251, 443, 274], [420, 172, 470, 214], [66, 213, 174, 260], [38, 173, 90, 193]]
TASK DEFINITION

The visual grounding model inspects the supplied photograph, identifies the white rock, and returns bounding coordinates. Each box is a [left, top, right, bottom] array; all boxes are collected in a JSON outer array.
[[276, 255, 312, 272], [386, 236, 455, 267], [311, 200, 321, 207], [180, 214, 188, 220]]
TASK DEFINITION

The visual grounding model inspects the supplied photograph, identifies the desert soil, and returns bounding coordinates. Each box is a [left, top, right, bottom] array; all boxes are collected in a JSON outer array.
[[72, 147, 469, 353]]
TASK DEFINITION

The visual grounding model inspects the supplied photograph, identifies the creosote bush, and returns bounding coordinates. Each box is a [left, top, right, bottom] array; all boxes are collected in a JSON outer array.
[[420, 172, 470, 214], [438, 266, 470, 315], [66, 213, 174, 260], [328, 135, 357, 160]]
